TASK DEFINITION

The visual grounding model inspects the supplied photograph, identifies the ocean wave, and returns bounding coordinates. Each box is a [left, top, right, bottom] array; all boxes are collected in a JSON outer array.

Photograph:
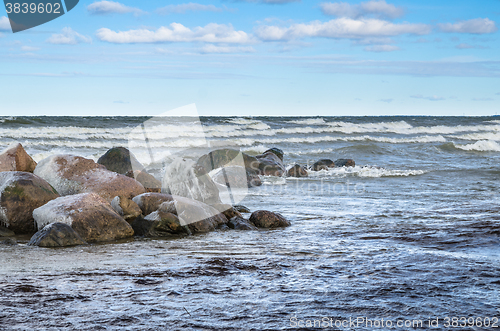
[[453, 140, 500, 152], [306, 166, 427, 178], [450, 132, 500, 141], [286, 118, 326, 125]]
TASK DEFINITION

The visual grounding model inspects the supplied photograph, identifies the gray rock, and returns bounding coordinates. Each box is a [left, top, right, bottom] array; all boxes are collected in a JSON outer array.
[[0, 238, 17, 245], [249, 210, 291, 228], [131, 210, 190, 237], [233, 205, 251, 213], [312, 159, 335, 171], [0, 225, 15, 237], [111, 196, 142, 222], [334, 158, 355, 167], [28, 223, 87, 247], [228, 216, 258, 230], [287, 164, 308, 177]]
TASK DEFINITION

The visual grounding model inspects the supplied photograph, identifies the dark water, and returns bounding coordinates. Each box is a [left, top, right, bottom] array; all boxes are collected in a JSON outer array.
[[1, 116, 500, 330]]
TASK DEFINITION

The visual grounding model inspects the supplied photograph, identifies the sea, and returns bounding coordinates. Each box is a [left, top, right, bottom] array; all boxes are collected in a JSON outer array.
[[1, 116, 499, 331]]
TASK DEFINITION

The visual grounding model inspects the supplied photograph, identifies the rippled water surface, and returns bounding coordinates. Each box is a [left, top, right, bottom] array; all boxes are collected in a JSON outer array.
[[1, 116, 500, 330]]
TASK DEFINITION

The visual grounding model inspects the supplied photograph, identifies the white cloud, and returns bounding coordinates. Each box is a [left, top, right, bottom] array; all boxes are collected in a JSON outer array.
[[0, 16, 11, 31], [255, 18, 431, 41], [235, 0, 299, 3], [364, 44, 399, 52], [46, 27, 92, 45], [21, 46, 40, 51], [157, 3, 226, 14], [320, 0, 404, 19], [96, 23, 254, 44], [438, 18, 497, 34], [87, 1, 144, 15], [411, 94, 445, 101], [200, 44, 256, 53]]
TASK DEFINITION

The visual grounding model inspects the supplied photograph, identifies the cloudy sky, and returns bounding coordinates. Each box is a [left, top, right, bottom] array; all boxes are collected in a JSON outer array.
[[0, 0, 499, 116]]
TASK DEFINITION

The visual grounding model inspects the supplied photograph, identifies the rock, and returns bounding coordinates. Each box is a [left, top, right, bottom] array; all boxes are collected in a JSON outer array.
[[28, 223, 87, 247], [0, 225, 15, 237], [233, 205, 251, 213], [211, 203, 242, 220], [0, 238, 17, 245], [133, 193, 228, 234], [125, 170, 162, 193], [228, 216, 258, 230], [34, 154, 146, 201], [131, 210, 190, 237], [312, 159, 335, 171], [287, 164, 308, 177], [263, 148, 284, 162], [0, 171, 60, 234], [334, 158, 355, 167], [162, 158, 221, 205], [211, 166, 262, 188], [97, 147, 145, 175], [111, 196, 142, 222], [133, 193, 174, 216], [197, 148, 285, 177], [33, 193, 134, 243], [0, 143, 37, 173], [249, 210, 291, 228]]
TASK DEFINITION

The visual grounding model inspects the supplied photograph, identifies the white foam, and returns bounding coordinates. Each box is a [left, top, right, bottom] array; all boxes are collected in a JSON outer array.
[[453, 140, 500, 152], [307, 166, 427, 178], [287, 118, 326, 125]]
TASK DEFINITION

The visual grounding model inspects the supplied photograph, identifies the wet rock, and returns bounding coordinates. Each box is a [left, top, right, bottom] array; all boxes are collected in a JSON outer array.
[[0, 143, 37, 173], [28, 222, 87, 247], [334, 158, 355, 167], [0, 225, 15, 237], [132, 210, 190, 237], [312, 159, 335, 171], [0, 171, 60, 234], [228, 216, 258, 230], [263, 148, 284, 162], [249, 210, 291, 228], [211, 203, 242, 220], [197, 147, 285, 177], [133, 193, 174, 216], [133, 193, 228, 234], [233, 205, 251, 213], [125, 170, 162, 193], [287, 164, 308, 177], [97, 147, 145, 175], [0, 238, 17, 245], [211, 166, 262, 188], [111, 196, 142, 222], [34, 154, 146, 201], [162, 159, 221, 205], [33, 193, 134, 243]]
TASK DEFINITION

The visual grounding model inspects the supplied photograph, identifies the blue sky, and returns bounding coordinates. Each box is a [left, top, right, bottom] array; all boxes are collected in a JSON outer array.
[[0, 0, 499, 116]]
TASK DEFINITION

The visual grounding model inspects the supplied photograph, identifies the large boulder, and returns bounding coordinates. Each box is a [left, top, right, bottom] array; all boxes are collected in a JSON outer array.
[[249, 210, 291, 228], [28, 223, 87, 247], [287, 164, 308, 177], [334, 159, 355, 167], [197, 148, 285, 177], [33, 193, 134, 243], [211, 203, 242, 220], [131, 205, 191, 237], [34, 154, 146, 201], [111, 196, 142, 222], [0, 171, 60, 234], [97, 147, 145, 175], [125, 170, 162, 193], [312, 159, 335, 171], [162, 158, 221, 205], [228, 216, 258, 230], [133, 193, 228, 234], [0, 143, 37, 173], [210, 166, 262, 188]]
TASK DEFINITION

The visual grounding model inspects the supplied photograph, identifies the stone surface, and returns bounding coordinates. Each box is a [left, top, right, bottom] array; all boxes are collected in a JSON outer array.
[[312, 159, 335, 171], [97, 147, 145, 175], [263, 148, 284, 162], [228, 216, 258, 230], [334, 158, 355, 167], [249, 210, 291, 228], [254, 151, 286, 176], [126, 170, 162, 193], [211, 203, 242, 220], [34, 154, 146, 201], [132, 210, 190, 237], [0, 143, 37, 173], [210, 166, 262, 188], [133, 193, 174, 216], [111, 196, 142, 222], [33, 193, 134, 243], [233, 205, 251, 213], [28, 222, 87, 247], [0, 225, 15, 237], [0, 171, 60, 234], [0, 238, 17, 245], [287, 164, 308, 177]]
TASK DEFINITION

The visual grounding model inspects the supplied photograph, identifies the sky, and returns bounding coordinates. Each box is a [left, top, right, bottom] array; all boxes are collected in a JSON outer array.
[[0, 0, 499, 116]]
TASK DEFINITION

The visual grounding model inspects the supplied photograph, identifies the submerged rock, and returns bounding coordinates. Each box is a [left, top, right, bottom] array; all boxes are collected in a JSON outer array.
[[0, 171, 60, 234], [211, 203, 242, 220], [111, 196, 142, 222], [312, 159, 335, 171], [334, 158, 355, 167], [287, 164, 308, 177], [33, 193, 134, 243], [263, 148, 284, 162], [0, 225, 15, 237], [0, 143, 37, 173], [249, 210, 291, 228], [28, 223, 87, 247], [34, 154, 146, 201], [254, 151, 286, 176], [228, 216, 258, 230]]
